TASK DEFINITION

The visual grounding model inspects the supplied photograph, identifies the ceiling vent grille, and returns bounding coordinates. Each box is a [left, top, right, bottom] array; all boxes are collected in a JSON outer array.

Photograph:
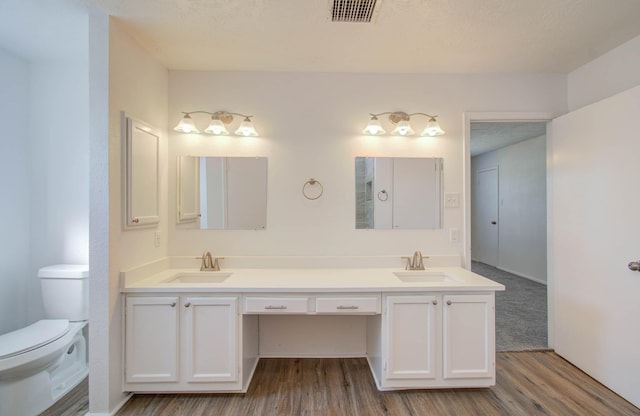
[[331, 0, 378, 23]]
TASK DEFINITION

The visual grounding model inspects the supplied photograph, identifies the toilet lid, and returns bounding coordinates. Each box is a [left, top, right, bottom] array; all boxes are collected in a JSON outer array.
[[0, 319, 70, 360]]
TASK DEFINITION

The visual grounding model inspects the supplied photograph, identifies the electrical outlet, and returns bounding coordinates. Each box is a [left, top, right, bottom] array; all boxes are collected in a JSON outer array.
[[154, 231, 161, 247], [444, 192, 460, 208], [450, 228, 459, 243]]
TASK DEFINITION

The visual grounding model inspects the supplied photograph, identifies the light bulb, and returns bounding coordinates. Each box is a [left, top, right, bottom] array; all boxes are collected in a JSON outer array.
[[173, 114, 199, 133], [391, 119, 415, 136], [420, 117, 445, 136], [234, 117, 258, 137], [204, 118, 229, 135], [362, 116, 386, 135]]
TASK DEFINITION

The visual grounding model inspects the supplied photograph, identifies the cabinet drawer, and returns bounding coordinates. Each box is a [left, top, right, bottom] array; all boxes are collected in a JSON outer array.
[[244, 297, 309, 314], [316, 296, 380, 314]]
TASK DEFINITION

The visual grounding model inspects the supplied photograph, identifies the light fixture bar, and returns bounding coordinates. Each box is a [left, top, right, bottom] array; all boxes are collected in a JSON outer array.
[[362, 111, 445, 137], [174, 111, 259, 136]]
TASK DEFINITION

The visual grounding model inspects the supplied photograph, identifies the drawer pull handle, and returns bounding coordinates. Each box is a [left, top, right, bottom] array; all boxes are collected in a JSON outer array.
[[337, 305, 359, 310], [265, 305, 287, 310]]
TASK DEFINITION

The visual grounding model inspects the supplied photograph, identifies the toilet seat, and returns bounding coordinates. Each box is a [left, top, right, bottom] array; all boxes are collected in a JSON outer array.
[[0, 320, 69, 360]]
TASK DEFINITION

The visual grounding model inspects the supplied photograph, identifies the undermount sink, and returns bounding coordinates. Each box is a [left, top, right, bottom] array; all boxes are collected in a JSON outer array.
[[163, 272, 232, 284], [393, 271, 459, 283]]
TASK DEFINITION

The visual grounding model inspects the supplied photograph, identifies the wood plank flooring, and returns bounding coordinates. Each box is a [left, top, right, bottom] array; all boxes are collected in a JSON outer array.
[[39, 377, 88, 416], [113, 352, 640, 416]]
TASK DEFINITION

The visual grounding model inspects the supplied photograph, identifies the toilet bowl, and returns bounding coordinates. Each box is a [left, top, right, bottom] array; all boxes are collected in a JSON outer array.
[[0, 264, 89, 416]]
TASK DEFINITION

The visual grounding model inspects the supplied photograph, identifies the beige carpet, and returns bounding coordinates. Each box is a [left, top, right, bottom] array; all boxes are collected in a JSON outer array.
[[472, 261, 548, 351]]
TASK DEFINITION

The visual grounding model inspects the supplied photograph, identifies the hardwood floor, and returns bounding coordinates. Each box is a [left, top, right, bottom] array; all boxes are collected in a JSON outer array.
[[113, 352, 639, 416], [39, 377, 88, 416]]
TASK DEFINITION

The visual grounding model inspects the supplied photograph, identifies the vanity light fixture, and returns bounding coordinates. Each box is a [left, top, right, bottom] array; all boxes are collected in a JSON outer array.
[[362, 111, 445, 137], [174, 111, 259, 137]]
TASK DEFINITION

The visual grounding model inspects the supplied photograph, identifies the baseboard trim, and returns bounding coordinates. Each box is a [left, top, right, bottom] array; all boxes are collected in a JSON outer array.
[[85, 392, 133, 416], [496, 266, 547, 285]]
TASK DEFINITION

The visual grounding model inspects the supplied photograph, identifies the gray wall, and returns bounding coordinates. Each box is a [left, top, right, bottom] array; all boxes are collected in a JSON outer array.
[[0, 47, 31, 333]]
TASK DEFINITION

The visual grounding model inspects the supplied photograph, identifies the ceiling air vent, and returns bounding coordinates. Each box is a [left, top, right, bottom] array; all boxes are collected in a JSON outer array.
[[331, 0, 378, 23]]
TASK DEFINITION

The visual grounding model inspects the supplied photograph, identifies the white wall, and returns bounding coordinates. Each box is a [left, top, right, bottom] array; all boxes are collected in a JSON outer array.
[[88, 11, 111, 415], [568, 34, 640, 111], [168, 72, 567, 258], [109, 20, 169, 270], [0, 47, 30, 334], [93, 18, 169, 415], [471, 135, 547, 282]]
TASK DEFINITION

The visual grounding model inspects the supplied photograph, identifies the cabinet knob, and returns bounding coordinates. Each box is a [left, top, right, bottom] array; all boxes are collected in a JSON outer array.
[[432, 299, 438, 306], [169, 302, 176, 307], [184, 302, 191, 308], [628, 261, 640, 271], [446, 300, 452, 306], [132, 218, 139, 224]]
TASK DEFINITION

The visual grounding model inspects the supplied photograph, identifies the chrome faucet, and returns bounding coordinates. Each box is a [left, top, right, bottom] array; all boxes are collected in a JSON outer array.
[[197, 251, 222, 271], [402, 251, 427, 270]]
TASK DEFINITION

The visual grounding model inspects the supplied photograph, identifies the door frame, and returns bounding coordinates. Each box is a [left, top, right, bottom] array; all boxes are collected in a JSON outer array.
[[463, 111, 556, 345]]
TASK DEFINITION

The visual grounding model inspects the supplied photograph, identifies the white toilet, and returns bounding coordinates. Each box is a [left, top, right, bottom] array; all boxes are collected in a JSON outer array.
[[0, 264, 89, 416]]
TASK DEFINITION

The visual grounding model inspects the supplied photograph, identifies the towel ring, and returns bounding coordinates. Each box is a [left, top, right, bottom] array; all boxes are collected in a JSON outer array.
[[377, 190, 388, 201], [303, 178, 324, 200]]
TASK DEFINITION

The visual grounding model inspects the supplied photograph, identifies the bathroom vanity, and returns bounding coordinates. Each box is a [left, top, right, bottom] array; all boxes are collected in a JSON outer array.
[[120, 257, 504, 393]]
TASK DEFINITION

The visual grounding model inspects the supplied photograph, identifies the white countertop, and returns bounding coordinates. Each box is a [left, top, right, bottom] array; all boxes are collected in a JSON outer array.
[[122, 266, 505, 293]]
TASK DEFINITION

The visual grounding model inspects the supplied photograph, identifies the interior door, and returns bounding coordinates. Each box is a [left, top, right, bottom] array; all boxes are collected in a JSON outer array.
[[551, 85, 640, 407], [476, 167, 499, 266]]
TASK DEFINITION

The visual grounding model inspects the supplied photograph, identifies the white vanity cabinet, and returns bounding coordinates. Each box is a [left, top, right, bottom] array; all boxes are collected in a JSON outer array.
[[374, 292, 496, 390], [121, 263, 503, 394], [124, 295, 242, 392]]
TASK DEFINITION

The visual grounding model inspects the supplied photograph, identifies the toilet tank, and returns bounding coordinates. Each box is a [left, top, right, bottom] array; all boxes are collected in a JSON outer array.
[[39, 264, 89, 321]]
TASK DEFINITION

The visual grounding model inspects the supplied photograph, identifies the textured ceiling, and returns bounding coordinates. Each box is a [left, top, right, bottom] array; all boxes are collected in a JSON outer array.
[[470, 122, 547, 157], [69, 0, 640, 73]]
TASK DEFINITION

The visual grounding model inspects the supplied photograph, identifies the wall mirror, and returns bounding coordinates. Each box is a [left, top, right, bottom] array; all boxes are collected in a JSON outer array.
[[178, 156, 268, 230], [355, 157, 443, 229], [124, 113, 160, 228]]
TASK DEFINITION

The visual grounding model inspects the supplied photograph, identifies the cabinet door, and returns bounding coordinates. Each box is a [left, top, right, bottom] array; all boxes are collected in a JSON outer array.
[[384, 295, 438, 380], [124, 114, 160, 227], [442, 294, 494, 379], [183, 297, 238, 383], [125, 296, 179, 383]]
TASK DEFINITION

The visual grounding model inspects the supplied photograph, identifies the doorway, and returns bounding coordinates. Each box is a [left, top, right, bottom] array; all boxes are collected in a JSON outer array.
[[467, 118, 549, 351]]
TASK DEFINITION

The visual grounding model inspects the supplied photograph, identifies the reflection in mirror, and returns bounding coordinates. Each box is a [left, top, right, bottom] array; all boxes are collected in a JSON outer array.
[[177, 156, 200, 222], [355, 157, 443, 229], [178, 156, 268, 230]]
